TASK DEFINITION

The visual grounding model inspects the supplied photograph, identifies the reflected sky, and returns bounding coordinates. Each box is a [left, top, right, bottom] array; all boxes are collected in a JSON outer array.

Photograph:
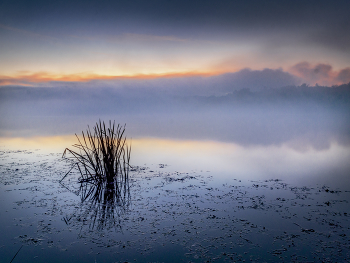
[[1, 135, 349, 189]]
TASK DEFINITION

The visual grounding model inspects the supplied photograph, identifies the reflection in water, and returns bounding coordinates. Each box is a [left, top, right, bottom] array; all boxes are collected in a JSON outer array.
[[59, 161, 131, 231], [79, 177, 130, 230], [0, 135, 349, 188], [60, 121, 131, 230]]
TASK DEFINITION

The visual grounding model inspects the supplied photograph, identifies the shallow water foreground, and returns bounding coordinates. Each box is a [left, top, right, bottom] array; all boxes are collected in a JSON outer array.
[[0, 140, 350, 262]]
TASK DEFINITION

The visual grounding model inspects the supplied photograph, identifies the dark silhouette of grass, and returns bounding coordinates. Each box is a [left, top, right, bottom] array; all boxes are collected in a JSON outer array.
[[61, 120, 131, 208]]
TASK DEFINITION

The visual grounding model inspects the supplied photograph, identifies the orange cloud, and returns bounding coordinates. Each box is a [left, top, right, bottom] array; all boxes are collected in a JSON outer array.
[[2, 62, 348, 87], [0, 71, 225, 86], [289, 62, 350, 86]]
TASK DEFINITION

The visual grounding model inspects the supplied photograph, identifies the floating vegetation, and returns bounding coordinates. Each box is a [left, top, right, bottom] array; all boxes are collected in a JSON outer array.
[[61, 120, 131, 211]]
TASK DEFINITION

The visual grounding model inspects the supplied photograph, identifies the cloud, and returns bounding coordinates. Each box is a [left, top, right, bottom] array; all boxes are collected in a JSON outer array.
[[211, 68, 300, 91], [121, 33, 188, 42], [290, 62, 350, 86], [0, 71, 218, 87], [2, 1, 349, 47], [337, 68, 350, 83], [0, 72, 98, 86], [2, 64, 349, 98], [0, 67, 300, 96], [0, 23, 59, 43]]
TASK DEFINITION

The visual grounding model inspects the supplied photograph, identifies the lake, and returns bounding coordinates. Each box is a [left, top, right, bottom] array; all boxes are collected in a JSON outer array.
[[1, 131, 349, 262]]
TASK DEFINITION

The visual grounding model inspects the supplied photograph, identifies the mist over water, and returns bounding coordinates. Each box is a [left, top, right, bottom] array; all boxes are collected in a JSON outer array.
[[1, 82, 349, 187], [1, 82, 349, 147]]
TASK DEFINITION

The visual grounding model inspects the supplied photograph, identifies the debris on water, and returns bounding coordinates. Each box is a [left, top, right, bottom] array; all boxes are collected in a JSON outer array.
[[301, 228, 315, 233], [1, 149, 349, 262]]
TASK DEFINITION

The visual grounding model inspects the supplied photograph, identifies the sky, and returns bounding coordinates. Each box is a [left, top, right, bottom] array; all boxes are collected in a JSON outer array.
[[0, 0, 350, 157], [0, 0, 350, 87]]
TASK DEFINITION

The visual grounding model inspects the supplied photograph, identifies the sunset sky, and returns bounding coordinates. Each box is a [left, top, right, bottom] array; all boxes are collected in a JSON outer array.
[[0, 0, 350, 86]]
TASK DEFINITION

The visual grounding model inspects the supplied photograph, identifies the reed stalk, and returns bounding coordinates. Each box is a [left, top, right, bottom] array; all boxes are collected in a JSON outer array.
[[62, 120, 131, 206]]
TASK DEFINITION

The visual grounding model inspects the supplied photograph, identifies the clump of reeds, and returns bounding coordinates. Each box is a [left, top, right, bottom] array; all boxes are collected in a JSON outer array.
[[61, 120, 131, 207]]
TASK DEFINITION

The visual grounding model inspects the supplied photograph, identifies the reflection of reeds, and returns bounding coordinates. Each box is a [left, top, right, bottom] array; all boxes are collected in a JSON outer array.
[[62, 120, 131, 208]]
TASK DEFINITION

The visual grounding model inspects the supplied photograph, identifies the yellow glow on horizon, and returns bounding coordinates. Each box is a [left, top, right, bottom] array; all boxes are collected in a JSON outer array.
[[0, 135, 78, 152], [0, 136, 236, 161], [0, 70, 230, 86], [0, 136, 239, 172], [0, 135, 231, 151]]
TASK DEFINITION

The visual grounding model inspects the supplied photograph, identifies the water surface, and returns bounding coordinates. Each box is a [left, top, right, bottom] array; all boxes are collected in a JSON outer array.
[[0, 135, 349, 262]]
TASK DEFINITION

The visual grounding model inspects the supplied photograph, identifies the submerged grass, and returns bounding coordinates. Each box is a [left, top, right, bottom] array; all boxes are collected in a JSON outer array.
[[61, 120, 131, 207]]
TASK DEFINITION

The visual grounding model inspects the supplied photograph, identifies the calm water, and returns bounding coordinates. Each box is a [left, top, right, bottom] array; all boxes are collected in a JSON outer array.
[[0, 134, 349, 262]]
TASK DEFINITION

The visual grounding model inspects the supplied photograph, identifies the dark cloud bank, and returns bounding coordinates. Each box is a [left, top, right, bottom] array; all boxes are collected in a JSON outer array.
[[1, 69, 349, 150], [1, 0, 349, 52]]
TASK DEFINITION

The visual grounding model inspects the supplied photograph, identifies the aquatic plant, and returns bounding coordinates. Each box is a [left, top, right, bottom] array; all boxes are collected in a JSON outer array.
[[61, 120, 131, 206]]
